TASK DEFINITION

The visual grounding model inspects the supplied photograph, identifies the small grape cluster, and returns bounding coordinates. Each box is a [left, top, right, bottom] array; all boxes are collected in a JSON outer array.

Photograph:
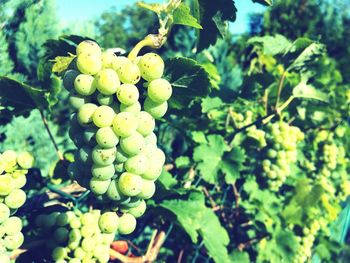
[[62, 40, 171, 235], [0, 150, 34, 263], [261, 121, 304, 191], [35, 210, 123, 263]]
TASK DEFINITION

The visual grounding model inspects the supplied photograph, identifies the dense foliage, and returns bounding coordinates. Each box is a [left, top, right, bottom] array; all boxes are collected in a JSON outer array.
[[0, 0, 349, 262]]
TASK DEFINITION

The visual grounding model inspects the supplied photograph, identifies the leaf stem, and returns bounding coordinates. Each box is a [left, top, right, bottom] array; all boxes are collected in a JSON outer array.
[[275, 71, 287, 109]]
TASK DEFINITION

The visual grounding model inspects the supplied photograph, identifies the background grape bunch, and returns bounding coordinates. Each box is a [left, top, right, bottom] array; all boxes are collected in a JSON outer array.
[[63, 40, 171, 236], [0, 150, 34, 263]]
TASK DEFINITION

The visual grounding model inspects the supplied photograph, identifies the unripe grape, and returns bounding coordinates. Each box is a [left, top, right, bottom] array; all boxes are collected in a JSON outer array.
[[91, 146, 116, 165], [16, 152, 34, 169], [0, 175, 15, 196], [128, 200, 147, 218], [120, 132, 145, 156], [95, 69, 120, 95], [117, 59, 141, 84], [101, 51, 117, 68], [142, 158, 163, 180], [138, 179, 155, 199], [77, 54, 102, 75], [89, 178, 111, 195], [0, 254, 10, 263], [138, 53, 164, 81], [92, 105, 115, 127], [81, 237, 96, 252], [91, 164, 115, 180], [116, 84, 139, 106], [118, 172, 143, 196], [2, 150, 17, 168], [144, 132, 157, 145], [74, 74, 96, 96], [4, 232, 24, 250], [96, 127, 119, 148], [74, 247, 87, 259], [136, 111, 155, 136], [147, 78, 172, 103], [0, 203, 10, 224], [118, 213, 136, 235], [112, 112, 138, 137], [4, 189, 26, 209], [99, 212, 119, 233], [111, 56, 129, 72], [76, 40, 101, 57], [120, 101, 141, 114], [77, 103, 98, 126], [93, 244, 110, 263], [143, 97, 168, 119], [97, 93, 113, 105], [106, 180, 126, 201], [53, 227, 69, 243], [3, 217, 22, 235], [125, 154, 148, 175]]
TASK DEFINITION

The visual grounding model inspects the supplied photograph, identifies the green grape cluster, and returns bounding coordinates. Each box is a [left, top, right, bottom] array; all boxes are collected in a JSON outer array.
[[261, 121, 304, 191], [62, 40, 170, 235], [0, 150, 34, 263], [35, 210, 122, 263]]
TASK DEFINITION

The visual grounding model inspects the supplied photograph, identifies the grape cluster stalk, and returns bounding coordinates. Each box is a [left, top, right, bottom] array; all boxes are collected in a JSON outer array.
[[0, 150, 34, 263], [62, 40, 172, 236]]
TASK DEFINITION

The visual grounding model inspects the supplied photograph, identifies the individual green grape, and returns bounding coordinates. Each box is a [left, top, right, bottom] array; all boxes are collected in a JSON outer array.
[[137, 111, 155, 136], [91, 164, 115, 180], [53, 227, 69, 243], [76, 40, 101, 57], [93, 244, 110, 263], [125, 154, 148, 175], [118, 213, 136, 235], [98, 212, 119, 233], [4, 232, 24, 250], [2, 150, 17, 169], [121, 197, 142, 208], [80, 225, 96, 238], [111, 56, 129, 71], [77, 103, 98, 126], [77, 54, 102, 75], [144, 132, 157, 146], [116, 84, 139, 106], [97, 93, 113, 105], [140, 143, 157, 158], [4, 189, 26, 209], [96, 127, 119, 148], [127, 200, 146, 218], [120, 132, 145, 156], [143, 97, 168, 119], [80, 213, 97, 226], [79, 146, 92, 164], [115, 147, 129, 163], [115, 163, 125, 173], [74, 74, 96, 96], [69, 217, 82, 229], [154, 148, 166, 165], [101, 51, 117, 68], [57, 212, 76, 227], [116, 59, 141, 84], [101, 233, 115, 244], [0, 175, 15, 196], [91, 146, 116, 165], [89, 178, 111, 195], [112, 112, 138, 137], [92, 105, 115, 128], [118, 172, 143, 196], [138, 179, 155, 199], [74, 247, 87, 259], [16, 152, 34, 169], [81, 237, 96, 252], [120, 101, 141, 115], [52, 246, 68, 261], [147, 78, 172, 103], [12, 174, 26, 189], [0, 254, 10, 263], [138, 53, 164, 81], [142, 157, 163, 180], [0, 203, 10, 224], [69, 90, 91, 110], [95, 69, 120, 95], [69, 258, 81, 263], [106, 180, 127, 201]]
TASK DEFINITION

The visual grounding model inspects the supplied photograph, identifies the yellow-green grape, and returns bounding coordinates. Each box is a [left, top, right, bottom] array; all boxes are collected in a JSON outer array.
[[0, 203, 10, 224], [140, 143, 158, 159], [118, 213, 136, 235], [98, 212, 119, 233], [154, 148, 166, 165], [118, 172, 143, 196], [91, 164, 115, 180], [3, 217, 22, 235], [0, 175, 15, 196], [12, 174, 26, 189], [4, 232, 24, 250], [147, 78, 172, 103], [63, 70, 80, 90], [145, 132, 157, 145], [76, 40, 101, 57], [69, 216, 82, 229], [2, 150, 17, 169], [93, 244, 110, 263], [116, 58, 141, 84], [106, 180, 126, 201], [101, 233, 115, 244], [142, 157, 163, 180], [120, 101, 141, 115], [138, 53, 164, 81], [0, 254, 10, 263], [80, 212, 97, 226], [120, 132, 145, 156], [125, 154, 148, 175], [4, 189, 26, 209], [56, 212, 76, 227], [111, 56, 129, 72], [143, 97, 168, 119], [101, 51, 116, 68], [96, 127, 119, 148], [128, 200, 146, 218], [92, 105, 115, 128], [16, 152, 34, 169], [74, 74, 96, 96], [52, 246, 68, 261], [73, 247, 87, 259], [138, 179, 155, 199], [77, 103, 98, 126], [116, 84, 139, 106], [69, 259, 81, 263], [77, 54, 102, 75], [81, 237, 96, 252], [91, 146, 116, 165], [95, 69, 120, 95], [97, 93, 113, 105], [137, 111, 155, 136], [112, 112, 138, 137], [69, 90, 91, 110], [89, 178, 111, 195], [53, 227, 69, 243]]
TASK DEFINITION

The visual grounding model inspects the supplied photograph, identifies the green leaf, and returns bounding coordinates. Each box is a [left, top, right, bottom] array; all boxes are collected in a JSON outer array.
[[201, 62, 221, 90], [248, 34, 291, 56], [0, 77, 48, 120], [193, 135, 229, 184], [173, 3, 202, 29], [229, 250, 250, 263], [191, 131, 207, 144], [175, 156, 191, 169], [252, 0, 273, 6], [51, 55, 76, 74], [293, 81, 329, 102], [221, 147, 246, 184], [158, 169, 178, 190], [160, 192, 230, 262], [201, 97, 224, 113], [164, 57, 212, 109]]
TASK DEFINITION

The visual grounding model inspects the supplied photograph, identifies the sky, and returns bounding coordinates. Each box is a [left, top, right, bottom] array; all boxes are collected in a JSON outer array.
[[57, 0, 266, 34]]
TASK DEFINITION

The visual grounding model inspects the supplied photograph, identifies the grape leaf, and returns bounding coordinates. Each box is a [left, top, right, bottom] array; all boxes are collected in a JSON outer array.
[[164, 57, 212, 109], [51, 55, 76, 74], [293, 81, 329, 102], [201, 97, 224, 113], [173, 3, 202, 29], [248, 34, 291, 56], [229, 250, 250, 263], [160, 192, 230, 262]]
